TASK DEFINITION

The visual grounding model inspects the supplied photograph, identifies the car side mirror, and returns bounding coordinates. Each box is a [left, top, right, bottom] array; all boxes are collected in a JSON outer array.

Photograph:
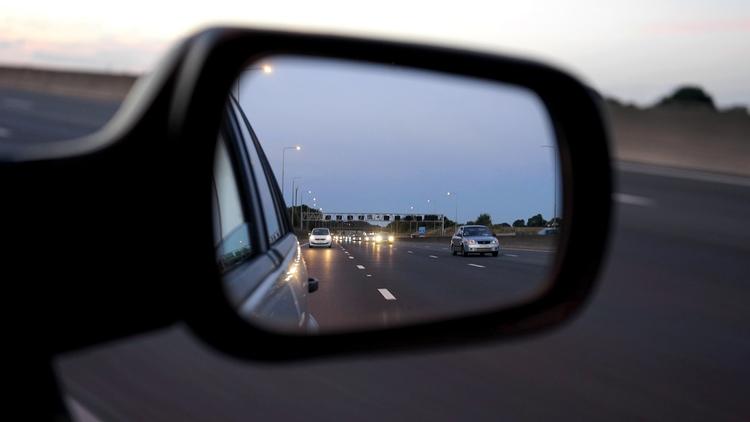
[[307, 277, 319, 293], [1, 27, 610, 362]]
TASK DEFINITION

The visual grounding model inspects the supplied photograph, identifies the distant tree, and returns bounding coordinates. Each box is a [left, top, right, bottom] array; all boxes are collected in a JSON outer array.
[[475, 213, 492, 227], [547, 217, 562, 227], [657, 86, 716, 110], [498, 222, 511, 228], [526, 214, 547, 227], [512, 219, 525, 228]]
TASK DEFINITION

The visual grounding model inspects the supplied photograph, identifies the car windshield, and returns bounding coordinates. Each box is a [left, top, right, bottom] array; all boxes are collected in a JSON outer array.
[[463, 227, 492, 236], [312, 228, 329, 235]]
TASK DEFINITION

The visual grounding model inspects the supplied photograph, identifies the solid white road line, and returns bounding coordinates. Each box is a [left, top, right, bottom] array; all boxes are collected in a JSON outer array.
[[613, 192, 654, 207], [618, 161, 750, 188], [66, 397, 104, 422], [429, 255, 438, 259], [356, 265, 365, 269], [378, 288, 397, 300], [504, 253, 518, 257], [468, 263, 485, 268]]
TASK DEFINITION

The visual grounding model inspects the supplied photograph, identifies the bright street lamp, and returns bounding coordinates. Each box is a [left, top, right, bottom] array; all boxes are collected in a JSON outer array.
[[234, 64, 273, 97]]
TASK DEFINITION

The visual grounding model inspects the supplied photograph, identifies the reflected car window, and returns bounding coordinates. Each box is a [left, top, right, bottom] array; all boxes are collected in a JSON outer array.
[[213, 135, 252, 271], [232, 103, 284, 244]]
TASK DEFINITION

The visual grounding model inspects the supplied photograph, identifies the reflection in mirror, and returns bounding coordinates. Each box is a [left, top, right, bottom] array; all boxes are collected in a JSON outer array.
[[216, 56, 561, 334]]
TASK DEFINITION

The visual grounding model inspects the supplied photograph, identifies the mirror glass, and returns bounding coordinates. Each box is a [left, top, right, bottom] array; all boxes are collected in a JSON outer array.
[[215, 56, 562, 334]]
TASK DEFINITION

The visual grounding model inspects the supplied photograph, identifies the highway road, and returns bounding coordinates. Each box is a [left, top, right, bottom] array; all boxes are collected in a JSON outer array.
[[303, 239, 553, 331], [0, 88, 120, 144], [2, 90, 749, 420]]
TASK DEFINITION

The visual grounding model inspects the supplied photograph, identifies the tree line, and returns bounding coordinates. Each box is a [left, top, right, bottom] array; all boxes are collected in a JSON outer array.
[[466, 212, 561, 228]]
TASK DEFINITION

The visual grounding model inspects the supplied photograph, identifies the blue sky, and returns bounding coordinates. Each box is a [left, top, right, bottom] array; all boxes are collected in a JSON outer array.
[[238, 57, 558, 225]]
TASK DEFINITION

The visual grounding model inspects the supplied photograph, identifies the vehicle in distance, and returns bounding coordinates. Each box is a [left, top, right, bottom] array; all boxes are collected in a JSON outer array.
[[372, 233, 395, 244], [538, 227, 559, 236], [308, 227, 332, 248], [451, 225, 500, 256]]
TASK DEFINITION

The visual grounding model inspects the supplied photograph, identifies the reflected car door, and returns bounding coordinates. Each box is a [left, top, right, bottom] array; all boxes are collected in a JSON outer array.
[[227, 99, 317, 332]]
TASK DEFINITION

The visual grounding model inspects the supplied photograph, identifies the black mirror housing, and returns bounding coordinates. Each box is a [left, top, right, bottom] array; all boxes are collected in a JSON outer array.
[[0, 27, 612, 362]]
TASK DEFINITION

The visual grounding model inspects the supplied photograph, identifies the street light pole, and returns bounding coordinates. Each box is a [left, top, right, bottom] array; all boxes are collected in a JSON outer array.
[[541, 145, 558, 224], [291, 177, 301, 227], [281, 145, 301, 203], [447, 192, 458, 229]]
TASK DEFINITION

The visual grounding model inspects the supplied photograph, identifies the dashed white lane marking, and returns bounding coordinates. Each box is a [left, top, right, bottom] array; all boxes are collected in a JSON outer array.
[[504, 253, 518, 257], [0, 127, 10, 138], [613, 192, 654, 207], [344, 251, 349, 254], [468, 263, 485, 268], [378, 288, 397, 300], [356, 265, 365, 269], [408, 251, 414, 254], [429, 255, 438, 259], [348, 256, 355, 259]]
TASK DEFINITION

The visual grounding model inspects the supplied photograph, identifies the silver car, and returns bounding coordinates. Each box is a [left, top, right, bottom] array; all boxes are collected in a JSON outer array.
[[450, 225, 500, 257], [309, 227, 333, 248]]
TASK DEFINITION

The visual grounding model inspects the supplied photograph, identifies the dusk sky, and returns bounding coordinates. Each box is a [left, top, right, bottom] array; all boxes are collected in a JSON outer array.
[[237, 57, 558, 225], [3, 1, 749, 107]]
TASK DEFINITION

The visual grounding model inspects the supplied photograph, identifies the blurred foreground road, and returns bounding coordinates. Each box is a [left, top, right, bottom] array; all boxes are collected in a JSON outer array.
[[2, 89, 748, 421]]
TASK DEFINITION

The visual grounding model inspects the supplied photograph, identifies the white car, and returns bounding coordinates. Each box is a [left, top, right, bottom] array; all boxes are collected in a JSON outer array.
[[308, 228, 332, 248]]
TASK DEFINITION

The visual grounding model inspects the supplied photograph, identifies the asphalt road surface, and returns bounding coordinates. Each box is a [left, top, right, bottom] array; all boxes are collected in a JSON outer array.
[[2, 90, 748, 421], [0, 88, 120, 144], [304, 239, 553, 332]]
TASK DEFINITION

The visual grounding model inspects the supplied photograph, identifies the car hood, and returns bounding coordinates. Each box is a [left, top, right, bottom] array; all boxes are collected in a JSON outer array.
[[463, 235, 497, 241]]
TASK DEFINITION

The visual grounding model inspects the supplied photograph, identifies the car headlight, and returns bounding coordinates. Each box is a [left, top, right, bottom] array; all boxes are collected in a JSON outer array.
[[325, 235, 331, 241], [467, 239, 476, 245], [388, 235, 395, 242], [375, 235, 383, 242], [491, 239, 498, 244]]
